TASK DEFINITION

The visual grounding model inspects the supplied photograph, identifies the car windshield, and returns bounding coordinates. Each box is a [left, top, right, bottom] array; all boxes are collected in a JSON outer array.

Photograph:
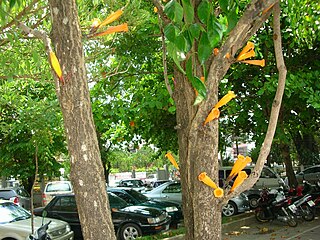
[[0, 202, 31, 224], [125, 189, 149, 203], [46, 182, 71, 192], [108, 193, 129, 209]]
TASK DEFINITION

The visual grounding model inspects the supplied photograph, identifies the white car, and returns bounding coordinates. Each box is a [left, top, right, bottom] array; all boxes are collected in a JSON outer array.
[[0, 201, 74, 240], [43, 181, 73, 205]]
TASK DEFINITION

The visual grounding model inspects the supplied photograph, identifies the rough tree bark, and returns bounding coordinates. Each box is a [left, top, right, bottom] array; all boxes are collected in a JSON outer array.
[[47, 1, 116, 239], [152, 0, 284, 239]]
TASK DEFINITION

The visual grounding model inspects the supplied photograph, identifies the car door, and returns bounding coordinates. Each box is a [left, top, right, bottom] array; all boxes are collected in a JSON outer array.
[[46, 196, 82, 238], [254, 167, 280, 188], [160, 183, 182, 203], [304, 166, 320, 183]]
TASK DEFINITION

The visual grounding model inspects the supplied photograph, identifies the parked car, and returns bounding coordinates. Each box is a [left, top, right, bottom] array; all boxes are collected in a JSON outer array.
[[34, 193, 171, 240], [296, 165, 320, 184], [219, 165, 286, 189], [117, 179, 146, 192], [42, 181, 73, 205], [144, 181, 250, 217], [0, 200, 74, 240], [108, 187, 183, 228], [144, 174, 158, 186], [0, 187, 31, 210]]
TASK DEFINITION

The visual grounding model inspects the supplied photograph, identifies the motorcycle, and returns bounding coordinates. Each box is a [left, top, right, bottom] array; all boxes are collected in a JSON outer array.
[[255, 188, 298, 227], [27, 220, 52, 240]]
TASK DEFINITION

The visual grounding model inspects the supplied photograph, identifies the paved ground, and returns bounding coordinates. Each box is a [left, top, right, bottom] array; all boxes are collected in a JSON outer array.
[[223, 208, 320, 240], [167, 208, 320, 240]]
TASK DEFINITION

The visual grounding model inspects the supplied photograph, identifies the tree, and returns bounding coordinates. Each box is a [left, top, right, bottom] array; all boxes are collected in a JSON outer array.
[[152, 0, 286, 239], [0, 1, 288, 239]]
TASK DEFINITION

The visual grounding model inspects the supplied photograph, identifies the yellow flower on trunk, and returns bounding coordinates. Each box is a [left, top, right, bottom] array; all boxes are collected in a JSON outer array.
[[226, 155, 252, 182], [198, 172, 224, 198], [49, 51, 63, 83], [165, 152, 179, 170], [230, 171, 248, 192], [91, 23, 128, 38]]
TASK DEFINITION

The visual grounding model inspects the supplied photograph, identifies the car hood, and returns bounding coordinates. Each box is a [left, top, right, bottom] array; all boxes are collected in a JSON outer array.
[[140, 200, 180, 209], [7, 216, 68, 234], [120, 205, 163, 217]]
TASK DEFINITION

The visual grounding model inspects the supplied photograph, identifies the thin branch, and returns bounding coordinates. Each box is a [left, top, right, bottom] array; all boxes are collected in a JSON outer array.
[[158, 13, 173, 97], [228, 1, 287, 199]]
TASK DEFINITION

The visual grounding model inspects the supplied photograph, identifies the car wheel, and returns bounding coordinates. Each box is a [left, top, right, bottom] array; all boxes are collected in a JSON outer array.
[[248, 195, 260, 209], [119, 223, 142, 240], [222, 201, 237, 217]]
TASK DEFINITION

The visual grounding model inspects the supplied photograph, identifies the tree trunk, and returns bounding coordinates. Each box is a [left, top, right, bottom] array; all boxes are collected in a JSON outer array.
[[279, 143, 298, 187], [48, 1, 116, 239]]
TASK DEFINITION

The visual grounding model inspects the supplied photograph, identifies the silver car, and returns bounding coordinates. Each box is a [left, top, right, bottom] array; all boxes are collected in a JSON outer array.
[[0, 187, 31, 210], [144, 181, 250, 217], [0, 201, 74, 240], [296, 165, 320, 184]]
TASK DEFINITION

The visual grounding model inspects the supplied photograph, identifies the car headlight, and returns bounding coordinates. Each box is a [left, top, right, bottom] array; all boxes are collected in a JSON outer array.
[[147, 217, 161, 224], [165, 206, 178, 212], [66, 224, 71, 232]]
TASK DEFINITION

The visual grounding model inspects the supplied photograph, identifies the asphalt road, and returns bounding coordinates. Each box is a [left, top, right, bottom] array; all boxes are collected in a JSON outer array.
[[222, 209, 320, 240]]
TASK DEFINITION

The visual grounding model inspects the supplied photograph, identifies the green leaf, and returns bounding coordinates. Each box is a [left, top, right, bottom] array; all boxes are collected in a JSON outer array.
[[181, 0, 194, 24], [197, 0, 211, 24], [167, 42, 186, 74], [190, 76, 207, 105], [175, 34, 187, 52], [219, 0, 228, 13], [198, 32, 213, 64], [189, 23, 202, 40], [227, 9, 238, 33], [164, 23, 177, 43], [186, 57, 194, 83], [164, 0, 184, 23], [207, 15, 223, 48], [9, 0, 16, 9]]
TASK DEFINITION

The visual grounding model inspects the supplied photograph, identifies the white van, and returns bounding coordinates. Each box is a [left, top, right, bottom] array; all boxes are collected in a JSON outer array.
[[219, 165, 285, 189], [42, 181, 73, 205]]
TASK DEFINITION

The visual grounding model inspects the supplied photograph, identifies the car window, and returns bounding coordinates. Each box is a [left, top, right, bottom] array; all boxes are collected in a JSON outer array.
[[51, 196, 77, 212], [125, 189, 148, 202], [163, 183, 181, 193], [108, 193, 129, 209], [0, 202, 31, 224], [260, 168, 276, 178], [304, 167, 320, 174], [0, 190, 15, 199], [16, 188, 30, 197], [112, 192, 135, 204], [46, 182, 72, 192]]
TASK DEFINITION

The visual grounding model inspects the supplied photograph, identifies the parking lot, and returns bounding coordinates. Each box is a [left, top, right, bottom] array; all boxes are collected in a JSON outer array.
[[222, 209, 320, 240]]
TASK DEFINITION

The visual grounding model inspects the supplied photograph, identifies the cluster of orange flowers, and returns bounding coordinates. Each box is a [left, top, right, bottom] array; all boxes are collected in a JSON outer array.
[[198, 155, 252, 198], [49, 8, 128, 83]]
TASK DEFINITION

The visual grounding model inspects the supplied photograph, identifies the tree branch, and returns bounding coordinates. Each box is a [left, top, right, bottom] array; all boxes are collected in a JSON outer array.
[[228, 1, 287, 198]]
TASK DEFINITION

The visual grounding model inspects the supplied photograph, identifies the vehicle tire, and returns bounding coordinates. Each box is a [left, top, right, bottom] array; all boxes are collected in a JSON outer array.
[[287, 214, 298, 227], [255, 209, 269, 222], [222, 201, 237, 217], [301, 205, 315, 221], [118, 223, 142, 240], [248, 195, 260, 209]]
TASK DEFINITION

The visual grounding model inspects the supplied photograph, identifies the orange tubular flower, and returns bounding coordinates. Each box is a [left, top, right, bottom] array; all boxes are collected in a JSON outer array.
[[203, 108, 220, 125], [237, 41, 254, 60], [49, 51, 63, 82], [98, 9, 123, 29], [236, 49, 255, 61], [241, 59, 265, 67], [230, 171, 248, 192], [165, 152, 179, 170], [198, 172, 218, 189], [154, 7, 158, 13], [92, 23, 128, 38], [213, 187, 224, 198], [227, 155, 252, 182], [214, 91, 236, 109]]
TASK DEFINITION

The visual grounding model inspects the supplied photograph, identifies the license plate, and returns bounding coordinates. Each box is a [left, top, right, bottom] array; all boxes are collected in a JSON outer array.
[[288, 204, 297, 213], [308, 200, 315, 207]]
